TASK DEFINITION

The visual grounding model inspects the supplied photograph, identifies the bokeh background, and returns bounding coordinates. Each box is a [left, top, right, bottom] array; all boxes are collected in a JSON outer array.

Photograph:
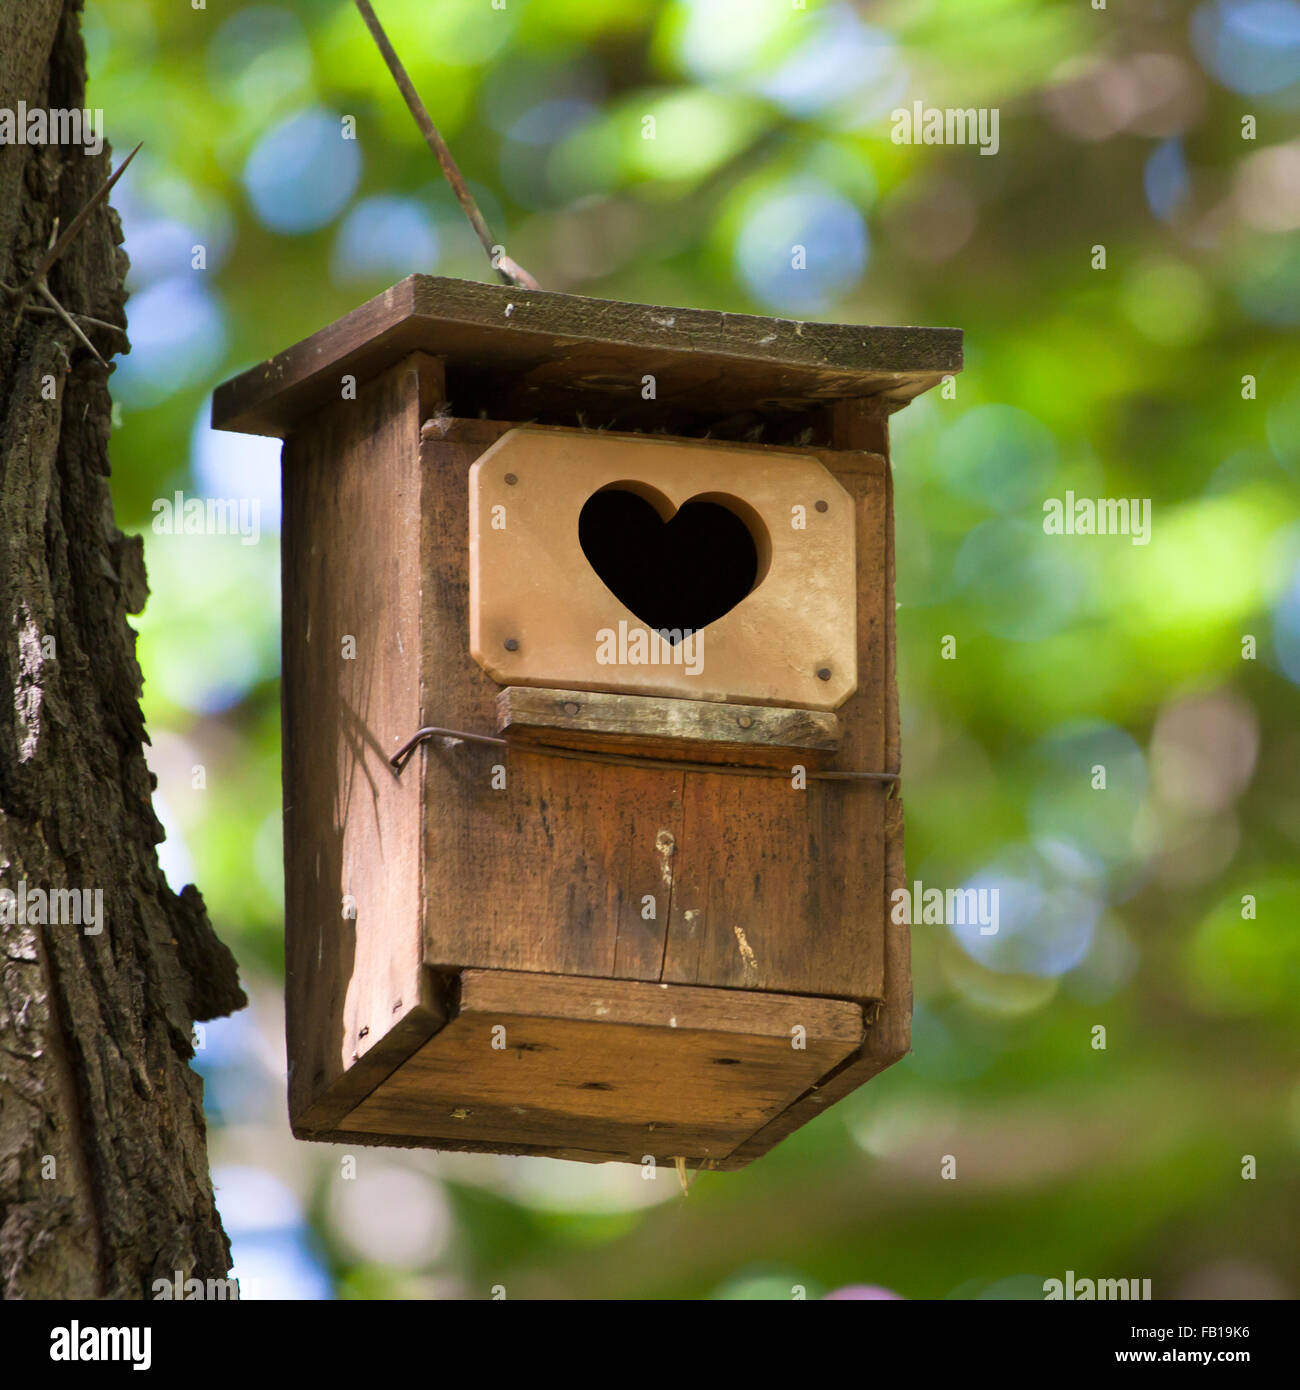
[[85, 0, 1299, 1298]]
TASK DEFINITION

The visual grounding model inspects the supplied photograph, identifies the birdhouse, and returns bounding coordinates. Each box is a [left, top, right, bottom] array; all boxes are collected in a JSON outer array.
[[211, 275, 961, 1170]]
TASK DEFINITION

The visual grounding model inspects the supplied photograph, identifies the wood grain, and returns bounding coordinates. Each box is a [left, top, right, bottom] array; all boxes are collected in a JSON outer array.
[[718, 401, 910, 1169], [468, 426, 859, 710], [418, 409, 685, 984], [659, 444, 891, 1000], [497, 686, 840, 768], [260, 344, 917, 1161], [211, 274, 962, 439], [281, 355, 434, 1127], [418, 399, 889, 1000], [340, 969, 864, 1163]]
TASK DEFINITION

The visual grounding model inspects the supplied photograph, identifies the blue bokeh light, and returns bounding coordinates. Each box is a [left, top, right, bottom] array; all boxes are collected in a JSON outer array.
[[761, 7, 899, 118], [734, 178, 869, 314], [115, 278, 227, 406], [1191, 0, 1300, 95], [508, 97, 599, 147], [1027, 721, 1149, 873], [191, 402, 282, 533], [1272, 557, 1300, 685], [243, 107, 361, 234], [214, 1165, 332, 1301], [330, 194, 439, 285], [1144, 139, 1191, 222], [951, 845, 1103, 977], [936, 405, 1060, 514]]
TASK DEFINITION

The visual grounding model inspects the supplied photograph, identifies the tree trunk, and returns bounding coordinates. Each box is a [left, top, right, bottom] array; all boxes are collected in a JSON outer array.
[[0, 0, 245, 1299]]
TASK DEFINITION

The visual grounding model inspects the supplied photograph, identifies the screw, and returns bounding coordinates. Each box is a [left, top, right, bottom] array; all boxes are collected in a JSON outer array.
[[815, 499, 828, 513], [563, 701, 580, 715], [504, 473, 518, 485], [817, 667, 832, 681], [504, 638, 519, 652], [737, 715, 753, 729]]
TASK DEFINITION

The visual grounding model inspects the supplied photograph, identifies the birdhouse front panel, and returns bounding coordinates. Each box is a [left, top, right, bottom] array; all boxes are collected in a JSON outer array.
[[212, 275, 961, 1169], [468, 426, 859, 709], [417, 412, 885, 1005]]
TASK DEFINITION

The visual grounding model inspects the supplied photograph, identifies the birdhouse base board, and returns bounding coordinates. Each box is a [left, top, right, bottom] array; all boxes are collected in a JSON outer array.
[[296, 969, 865, 1167]]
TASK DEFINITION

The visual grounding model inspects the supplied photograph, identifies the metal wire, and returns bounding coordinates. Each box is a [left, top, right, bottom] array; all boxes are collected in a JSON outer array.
[[389, 724, 899, 793]]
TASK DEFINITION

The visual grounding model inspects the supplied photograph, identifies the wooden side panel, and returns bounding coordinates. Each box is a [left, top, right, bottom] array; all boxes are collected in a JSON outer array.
[[419, 416, 683, 982], [660, 449, 891, 1001], [340, 969, 864, 1163], [282, 357, 431, 1126], [719, 405, 911, 1169]]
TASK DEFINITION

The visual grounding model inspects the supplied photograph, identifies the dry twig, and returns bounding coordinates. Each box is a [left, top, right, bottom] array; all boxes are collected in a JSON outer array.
[[4, 141, 141, 366], [8, 141, 141, 303]]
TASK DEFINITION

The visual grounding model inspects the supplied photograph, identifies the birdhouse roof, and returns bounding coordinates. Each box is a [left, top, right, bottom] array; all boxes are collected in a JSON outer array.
[[211, 274, 961, 438]]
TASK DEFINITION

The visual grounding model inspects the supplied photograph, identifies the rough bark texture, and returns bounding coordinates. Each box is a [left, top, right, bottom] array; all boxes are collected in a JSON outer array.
[[0, 0, 245, 1298]]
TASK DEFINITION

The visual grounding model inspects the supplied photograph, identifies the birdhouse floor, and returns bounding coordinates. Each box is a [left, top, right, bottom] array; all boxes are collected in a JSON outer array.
[[303, 969, 865, 1168]]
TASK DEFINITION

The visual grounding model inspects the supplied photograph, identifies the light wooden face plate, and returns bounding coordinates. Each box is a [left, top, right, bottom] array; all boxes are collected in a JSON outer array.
[[468, 427, 857, 711], [341, 970, 864, 1163]]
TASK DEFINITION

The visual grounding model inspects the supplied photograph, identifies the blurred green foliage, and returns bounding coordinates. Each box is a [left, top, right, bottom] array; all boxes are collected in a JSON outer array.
[[87, 0, 1300, 1298]]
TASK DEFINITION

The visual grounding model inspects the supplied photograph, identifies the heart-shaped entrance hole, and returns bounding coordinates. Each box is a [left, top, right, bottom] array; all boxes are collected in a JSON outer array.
[[578, 484, 769, 639]]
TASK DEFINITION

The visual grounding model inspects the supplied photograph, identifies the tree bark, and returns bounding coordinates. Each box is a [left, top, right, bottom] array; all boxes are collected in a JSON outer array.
[[0, 0, 245, 1298]]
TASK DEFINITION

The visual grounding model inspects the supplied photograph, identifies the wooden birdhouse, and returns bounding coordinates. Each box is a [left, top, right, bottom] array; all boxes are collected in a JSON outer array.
[[211, 275, 961, 1170]]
